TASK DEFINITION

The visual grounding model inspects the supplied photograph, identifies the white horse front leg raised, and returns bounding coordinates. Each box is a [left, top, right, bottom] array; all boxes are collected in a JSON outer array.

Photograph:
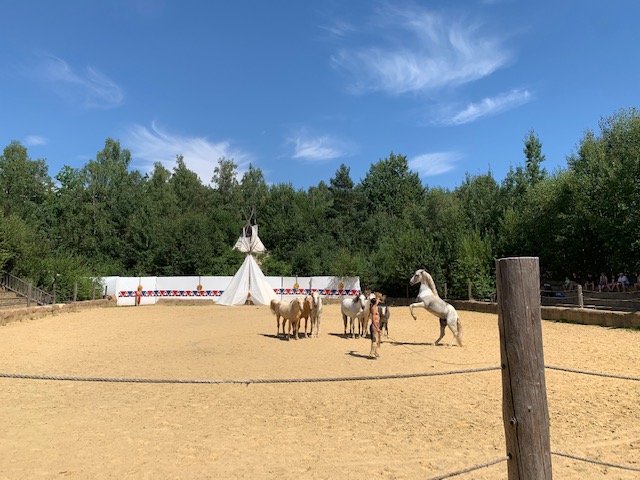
[[409, 302, 424, 320]]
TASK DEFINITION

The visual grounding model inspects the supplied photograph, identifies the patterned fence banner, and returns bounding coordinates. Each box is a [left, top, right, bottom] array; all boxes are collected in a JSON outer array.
[[108, 275, 360, 306]]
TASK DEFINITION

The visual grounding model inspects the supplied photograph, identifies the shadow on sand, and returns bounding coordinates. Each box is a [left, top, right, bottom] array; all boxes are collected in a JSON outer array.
[[327, 332, 369, 340], [346, 350, 376, 360], [260, 333, 310, 342]]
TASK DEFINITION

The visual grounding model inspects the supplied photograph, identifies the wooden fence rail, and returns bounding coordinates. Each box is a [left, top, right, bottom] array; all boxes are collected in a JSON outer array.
[[0, 271, 53, 307]]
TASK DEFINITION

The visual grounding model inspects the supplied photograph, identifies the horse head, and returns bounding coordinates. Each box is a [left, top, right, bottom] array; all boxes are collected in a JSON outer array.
[[293, 297, 305, 315], [357, 293, 366, 310], [312, 291, 321, 308], [410, 269, 426, 285]]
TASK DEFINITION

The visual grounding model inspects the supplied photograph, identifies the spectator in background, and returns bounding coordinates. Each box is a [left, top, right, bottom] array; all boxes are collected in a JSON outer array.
[[563, 276, 571, 291], [634, 273, 640, 291], [584, 273, 596, 291], [571, 272, 581, 290], [618, 273, 630, 292], [608, 273, 618, 292], [598, 272, 609, 292]]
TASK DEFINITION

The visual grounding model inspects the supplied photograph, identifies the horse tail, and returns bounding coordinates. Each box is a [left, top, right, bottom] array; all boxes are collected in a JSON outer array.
[[456, 317, 463, 347], [270, 299, 278, 315]]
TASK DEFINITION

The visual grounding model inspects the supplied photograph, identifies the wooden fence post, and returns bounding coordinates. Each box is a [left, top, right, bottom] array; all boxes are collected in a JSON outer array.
[[468, 280, 472, 300], [73, 282, 78, 302], [577, 285, 584, 309], [27, 283, 32, 308], [496, 257, 552, 480]]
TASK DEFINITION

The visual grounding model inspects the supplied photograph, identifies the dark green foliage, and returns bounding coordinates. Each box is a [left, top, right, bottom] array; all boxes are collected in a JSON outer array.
[[2, 110, 640, 299]]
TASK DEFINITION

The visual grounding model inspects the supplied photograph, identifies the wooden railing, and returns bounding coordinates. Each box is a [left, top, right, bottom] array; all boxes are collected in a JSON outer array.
[[0, 271, 53, 307]]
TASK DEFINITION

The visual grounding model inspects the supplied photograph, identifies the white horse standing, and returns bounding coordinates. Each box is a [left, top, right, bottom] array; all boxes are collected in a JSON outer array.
[[309, 291, 323, 337], [409, 269, 463, 347], [341, 294, 365, 338]]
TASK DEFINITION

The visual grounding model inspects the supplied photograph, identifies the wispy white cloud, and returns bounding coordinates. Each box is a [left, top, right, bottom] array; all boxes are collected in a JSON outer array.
[[443, 89, 532, 125], [24, 135, 47, 146], [124, 122, 252, 185], [39, 54, 124, 108], [409, 151, 460, 177], [287, 130, 350, 163], [330, 6, 510, 96], [320, 20, 356, 39]]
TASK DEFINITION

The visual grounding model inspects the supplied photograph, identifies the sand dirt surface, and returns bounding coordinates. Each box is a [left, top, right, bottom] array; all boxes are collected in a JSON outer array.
[[0, 303, 638, 479]]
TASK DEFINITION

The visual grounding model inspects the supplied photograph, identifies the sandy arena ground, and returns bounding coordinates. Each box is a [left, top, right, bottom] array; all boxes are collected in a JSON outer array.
[[0, 302, 639, 479]]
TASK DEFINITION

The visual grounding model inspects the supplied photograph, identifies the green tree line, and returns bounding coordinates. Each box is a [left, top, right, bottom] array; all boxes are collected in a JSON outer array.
[[2, 108, 640, 301]]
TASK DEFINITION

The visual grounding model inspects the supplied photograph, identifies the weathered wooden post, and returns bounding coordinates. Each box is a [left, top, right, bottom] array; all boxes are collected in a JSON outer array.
[[27, 283, 32, 308], [468, 280, 473, 300], [73, 282, 78, 302], [92, 280, 96, 301], [577, 285, 584, 309], [52, 282, 57, 304], [496, 257, 552, 480]]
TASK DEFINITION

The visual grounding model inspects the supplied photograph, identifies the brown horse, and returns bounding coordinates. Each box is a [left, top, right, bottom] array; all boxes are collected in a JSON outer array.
[[299, 295, 314, 338], [270, 297, 305, 340]]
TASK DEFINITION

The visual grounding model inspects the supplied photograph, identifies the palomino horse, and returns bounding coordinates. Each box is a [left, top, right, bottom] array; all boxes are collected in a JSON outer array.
[[341, 294, 365, 338], [309, 291, 323, 337], [270, 297, 305, 340], [358, 290, 377, 338], [409, 269, 463, 347], [300, 295, 313, 338]]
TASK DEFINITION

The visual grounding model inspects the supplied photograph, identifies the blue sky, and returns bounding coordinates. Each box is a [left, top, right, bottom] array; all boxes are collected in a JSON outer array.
[[1, 1, 639, 190]]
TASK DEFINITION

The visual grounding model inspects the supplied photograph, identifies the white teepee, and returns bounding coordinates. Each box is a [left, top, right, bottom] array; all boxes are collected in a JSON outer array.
[[216, 222, 276, 306]]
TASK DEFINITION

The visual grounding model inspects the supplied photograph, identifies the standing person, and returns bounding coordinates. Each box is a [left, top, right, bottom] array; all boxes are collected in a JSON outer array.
[[369, 297, 381, 359]]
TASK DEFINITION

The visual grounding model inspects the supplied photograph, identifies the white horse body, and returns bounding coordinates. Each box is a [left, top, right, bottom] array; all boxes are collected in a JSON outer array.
[[409, 269, 463, 347], [309, 291, 323, 337], [341, 294, 365, 338]]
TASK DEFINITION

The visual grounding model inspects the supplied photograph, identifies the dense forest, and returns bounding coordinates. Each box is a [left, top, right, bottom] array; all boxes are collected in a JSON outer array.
[[1, 108, 640, 301]]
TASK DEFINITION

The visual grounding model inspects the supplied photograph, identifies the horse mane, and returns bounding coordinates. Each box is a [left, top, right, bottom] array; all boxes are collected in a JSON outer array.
[[422, 271, 440, 298]]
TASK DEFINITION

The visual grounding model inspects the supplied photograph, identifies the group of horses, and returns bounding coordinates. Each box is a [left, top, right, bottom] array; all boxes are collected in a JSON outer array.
[[270, 269, 463, 347], [270, 291, 324, 340], [339, 290, 390, 339]]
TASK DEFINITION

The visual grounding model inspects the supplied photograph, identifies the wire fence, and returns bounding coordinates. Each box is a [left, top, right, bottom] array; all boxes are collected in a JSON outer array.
[[2, 363, 639, 477]]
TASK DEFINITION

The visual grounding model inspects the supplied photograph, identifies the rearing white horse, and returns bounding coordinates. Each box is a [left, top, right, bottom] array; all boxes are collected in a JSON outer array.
[[409, 269, 463, 347]]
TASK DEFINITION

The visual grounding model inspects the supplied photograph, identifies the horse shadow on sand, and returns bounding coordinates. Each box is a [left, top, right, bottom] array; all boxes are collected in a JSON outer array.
[[327, 332, 368, 340], [260, 333, 310, 342]]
